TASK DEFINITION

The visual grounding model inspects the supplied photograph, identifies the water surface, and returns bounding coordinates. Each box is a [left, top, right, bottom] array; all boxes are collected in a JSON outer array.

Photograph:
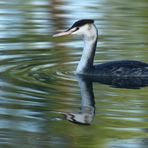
[[0, 0, 148, 148]]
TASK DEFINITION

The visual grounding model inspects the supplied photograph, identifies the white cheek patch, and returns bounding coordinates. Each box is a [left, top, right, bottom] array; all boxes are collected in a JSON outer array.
[[72, 25, 89, 35], [88, 24, 91, 30]]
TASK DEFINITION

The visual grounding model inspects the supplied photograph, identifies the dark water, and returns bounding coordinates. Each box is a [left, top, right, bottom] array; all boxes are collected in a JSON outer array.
[[0, 0, 148, 148]]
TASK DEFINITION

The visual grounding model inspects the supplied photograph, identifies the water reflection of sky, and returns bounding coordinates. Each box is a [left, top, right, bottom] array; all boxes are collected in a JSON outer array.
[[60, 0, 102, 19], [0, 0, 104, 40]]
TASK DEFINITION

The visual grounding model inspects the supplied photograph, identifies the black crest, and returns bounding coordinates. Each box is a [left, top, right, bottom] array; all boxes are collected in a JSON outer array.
[[68, 19, 94, 30]]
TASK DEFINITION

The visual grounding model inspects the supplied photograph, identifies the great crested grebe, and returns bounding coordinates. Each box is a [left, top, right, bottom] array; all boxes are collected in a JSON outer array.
[[53, 19, 148, 77]]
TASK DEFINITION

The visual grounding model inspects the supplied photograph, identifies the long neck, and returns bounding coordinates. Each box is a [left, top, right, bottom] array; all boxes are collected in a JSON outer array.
[[76, 25, 98, 74]]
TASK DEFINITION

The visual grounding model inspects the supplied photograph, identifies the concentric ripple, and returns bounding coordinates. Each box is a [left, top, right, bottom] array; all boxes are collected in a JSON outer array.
[[0, 51, 77, 85]]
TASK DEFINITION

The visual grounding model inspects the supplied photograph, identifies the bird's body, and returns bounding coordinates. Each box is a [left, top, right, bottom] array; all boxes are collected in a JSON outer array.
[[92, 60, 148, 77], [53, 19, 148, 78]]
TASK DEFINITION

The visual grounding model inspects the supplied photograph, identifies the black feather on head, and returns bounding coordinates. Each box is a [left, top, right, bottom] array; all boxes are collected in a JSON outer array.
[[67, 19, 94, 31]]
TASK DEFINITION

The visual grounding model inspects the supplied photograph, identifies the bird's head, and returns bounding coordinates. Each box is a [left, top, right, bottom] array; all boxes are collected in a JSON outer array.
[[53, 19, 97, 39]]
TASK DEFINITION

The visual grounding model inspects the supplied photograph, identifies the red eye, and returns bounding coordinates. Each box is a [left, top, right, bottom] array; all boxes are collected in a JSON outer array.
[[76, 27, 79, 31]]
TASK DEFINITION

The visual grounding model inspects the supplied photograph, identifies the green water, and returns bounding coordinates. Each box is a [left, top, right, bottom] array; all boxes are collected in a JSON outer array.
[[0, 0, 148, 148]]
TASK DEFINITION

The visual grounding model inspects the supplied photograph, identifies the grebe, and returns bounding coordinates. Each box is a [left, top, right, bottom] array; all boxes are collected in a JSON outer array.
[[53, 19, 148, 77]]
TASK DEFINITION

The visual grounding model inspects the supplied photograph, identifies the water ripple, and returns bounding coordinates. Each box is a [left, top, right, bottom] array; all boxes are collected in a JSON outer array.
[[0, 0, 148, 147]]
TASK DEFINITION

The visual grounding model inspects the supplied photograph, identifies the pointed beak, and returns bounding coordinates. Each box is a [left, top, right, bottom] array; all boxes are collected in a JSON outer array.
[[53, 28, 76, 37], [53, 31, 71, 37]]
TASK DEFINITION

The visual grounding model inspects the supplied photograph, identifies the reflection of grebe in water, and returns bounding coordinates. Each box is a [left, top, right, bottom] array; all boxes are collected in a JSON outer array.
[[64, 76, 95, 125], [60, 75, 148, 125], [53, 19, 148, 77]]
